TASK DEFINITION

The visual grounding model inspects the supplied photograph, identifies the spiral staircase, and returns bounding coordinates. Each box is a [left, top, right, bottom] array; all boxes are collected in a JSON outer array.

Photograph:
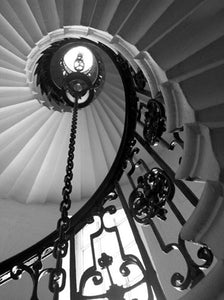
[[0, 0, 224, 299]]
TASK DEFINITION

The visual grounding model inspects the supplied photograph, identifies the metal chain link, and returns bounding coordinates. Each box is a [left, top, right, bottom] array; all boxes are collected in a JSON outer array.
[[49, 98, 78, 299]]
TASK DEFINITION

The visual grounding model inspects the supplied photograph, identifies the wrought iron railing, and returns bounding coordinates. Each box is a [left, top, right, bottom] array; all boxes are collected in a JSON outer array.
[[0, 41, 214, 300], [123, 133, 213, 291]]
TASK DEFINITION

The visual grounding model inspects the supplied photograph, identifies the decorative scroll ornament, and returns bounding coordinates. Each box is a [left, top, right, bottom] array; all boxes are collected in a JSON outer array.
[[143, 99, 166, 146], [129, 168, 175, 223], [8, 248, 54, 300], [122, 138, 140, 176], [134, 69, 146, 91], [115, 54, 129, 71], [76, 205, 150, 300], [148, 217, 214, 291], [169, 131, 184, 150], [170, 236, 214, 290]]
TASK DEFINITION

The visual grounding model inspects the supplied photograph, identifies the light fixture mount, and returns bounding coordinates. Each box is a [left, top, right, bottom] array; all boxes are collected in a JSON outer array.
[[35, 39, 105, 111], [62, 72, 94, 107]]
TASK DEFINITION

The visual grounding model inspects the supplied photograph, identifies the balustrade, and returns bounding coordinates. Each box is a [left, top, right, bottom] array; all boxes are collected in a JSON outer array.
[[0, 42, 215, 300]]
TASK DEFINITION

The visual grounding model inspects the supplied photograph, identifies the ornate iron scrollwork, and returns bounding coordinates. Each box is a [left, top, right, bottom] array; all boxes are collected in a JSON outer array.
[[122, 138, 140, 177], [170, 236, 213, 290], [169, 130, 184, 150], [115, 54, 130, 71], [134, 69, 146, 91], [76, 205, 150, 300], [129, 168, 175, 222], [8, 249, 54, 300], [147, 216, 214, 291], [143, 99, 166, 146]]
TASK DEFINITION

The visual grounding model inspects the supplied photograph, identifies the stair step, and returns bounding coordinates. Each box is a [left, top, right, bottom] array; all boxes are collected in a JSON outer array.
[[0, 108, 51, 177], [8, 112, 62, 203], [167, 36, 224, 81], [108, 0, 139, 35], [118, 0, 174, 45], [26, 0, 48, 35], [0, 14, 31, 56], [85, 105, 109, 187], [91, 103, 117, 169], [0, 100, 40, 134], [148, 0, 224, 70], [90, 0, 121, 31], [136, 0, 206, 51], [180, 64, 224, 111], [37, 0, 60, 33], [63, 0, 83, 26], [80, 0, 97, 27], [175, 123, 220, 181], [0, 0, 35, 47], [0, 45, 25, 71]]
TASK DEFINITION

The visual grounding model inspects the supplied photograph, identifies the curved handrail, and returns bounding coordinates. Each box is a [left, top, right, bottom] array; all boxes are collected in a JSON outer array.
[[0, 39, 138, 280]]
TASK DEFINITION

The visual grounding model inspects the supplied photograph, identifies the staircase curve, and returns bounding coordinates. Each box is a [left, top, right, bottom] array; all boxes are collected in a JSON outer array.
[[0, 1, 224, 299]]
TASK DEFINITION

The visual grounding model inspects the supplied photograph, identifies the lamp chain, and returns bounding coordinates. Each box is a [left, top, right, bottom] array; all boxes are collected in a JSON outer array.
[[49, 99, 78, 299]]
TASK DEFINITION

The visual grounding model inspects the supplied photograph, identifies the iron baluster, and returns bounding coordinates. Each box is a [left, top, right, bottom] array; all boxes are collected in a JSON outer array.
[[169, 131, 184, 150], [126, 133, 213, 291], [115, 183, 166, 300], [134, 132, 199, 207]]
